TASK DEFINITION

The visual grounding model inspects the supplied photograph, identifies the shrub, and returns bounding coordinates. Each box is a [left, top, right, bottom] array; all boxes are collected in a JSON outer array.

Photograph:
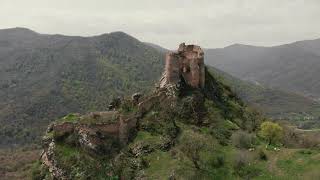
[[281, 124, 320, 149], [298, 149, 313, 155], [300, 133, 320, 149], [233, 151, 250, 171], [232, 131, 256, 149], [62, 113, 79, 122], [210, 127, 232, 146], [179, 131, 207, 169], [119, 99, 136, 114], [177, 93, 206, 125], [30, 161, 50, 180], [258, 148, 268, 161], [281, 125, 299, 147], [213, 154, 225, 168], [259, 121, 283, 145], [233, 151, 260, 178]]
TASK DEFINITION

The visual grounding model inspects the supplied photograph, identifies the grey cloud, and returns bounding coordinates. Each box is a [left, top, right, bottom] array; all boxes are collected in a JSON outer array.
[[0, 0, 319, 49]]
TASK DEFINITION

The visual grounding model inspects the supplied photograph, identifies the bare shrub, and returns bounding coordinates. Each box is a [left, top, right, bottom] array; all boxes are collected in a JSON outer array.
[[233, 150, 260, 178], [180, 131, 207, 169], [233, 150, 251, 170], [231, 131, 256, 149], [281, 124, 320, 149]]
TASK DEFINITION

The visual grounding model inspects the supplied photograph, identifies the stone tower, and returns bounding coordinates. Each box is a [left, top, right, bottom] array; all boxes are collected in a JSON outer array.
[[160, 43, 205, 89]]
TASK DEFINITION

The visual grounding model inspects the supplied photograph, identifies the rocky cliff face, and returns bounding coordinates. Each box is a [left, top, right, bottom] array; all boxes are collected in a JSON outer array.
[[36, 44, 261, 180], [40, 111, 138, 179]]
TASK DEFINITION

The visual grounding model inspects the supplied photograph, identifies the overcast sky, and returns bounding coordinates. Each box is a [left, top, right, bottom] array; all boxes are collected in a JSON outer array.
[[1, 0, 320, 49]]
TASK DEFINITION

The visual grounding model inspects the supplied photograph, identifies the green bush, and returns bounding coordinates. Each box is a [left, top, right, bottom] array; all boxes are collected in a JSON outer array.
[[259, 121, 283, 145], [119, 99, 137, 114], [213, 154, 225, 168], [210, 126, 232, 146], [62, 113, 79, 122], [30, 161, 50, 180]]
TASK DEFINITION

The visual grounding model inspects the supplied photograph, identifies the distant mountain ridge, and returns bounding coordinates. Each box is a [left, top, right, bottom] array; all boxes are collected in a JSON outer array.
[[144, 42, 169, 53], [205, 38, 320, 99]]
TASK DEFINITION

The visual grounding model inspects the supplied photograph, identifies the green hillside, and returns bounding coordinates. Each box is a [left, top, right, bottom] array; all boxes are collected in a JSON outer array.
[[208, 67, 320, 128], [32, 67, 320, 180], [33, 67, 264, 179], [0, 28, 164, 147]]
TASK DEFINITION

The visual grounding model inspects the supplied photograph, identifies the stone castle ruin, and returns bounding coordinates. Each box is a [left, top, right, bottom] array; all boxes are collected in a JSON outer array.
[[160, 43, 205, 89], [41, 44, 207, 179]]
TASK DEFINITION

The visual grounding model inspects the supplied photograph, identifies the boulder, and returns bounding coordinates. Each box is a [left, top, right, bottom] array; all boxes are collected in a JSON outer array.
[[132, 93, 142, 104]]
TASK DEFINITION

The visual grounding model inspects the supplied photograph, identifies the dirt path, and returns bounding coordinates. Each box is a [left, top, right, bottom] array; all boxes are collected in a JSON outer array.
[[267, 148, 296, 176]]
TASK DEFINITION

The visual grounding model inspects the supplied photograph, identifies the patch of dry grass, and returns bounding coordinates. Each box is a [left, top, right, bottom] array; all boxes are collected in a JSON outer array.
[[0, 146, 40, 180]]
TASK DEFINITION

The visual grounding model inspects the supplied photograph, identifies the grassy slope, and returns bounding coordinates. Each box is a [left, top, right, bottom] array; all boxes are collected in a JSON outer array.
[[138, 133, 320, 180], [0, 147, 40, 180], [126, 114, 320, 179]]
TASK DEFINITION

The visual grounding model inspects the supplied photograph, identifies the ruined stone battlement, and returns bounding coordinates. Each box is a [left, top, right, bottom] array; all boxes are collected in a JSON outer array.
[[160, 43, 205, 89]]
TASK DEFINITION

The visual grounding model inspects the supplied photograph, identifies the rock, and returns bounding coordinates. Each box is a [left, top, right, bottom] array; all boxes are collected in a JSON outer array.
[[132, 93, 142, 104], [108, 96, 122, 110], [46, 123, 54, 133], [52, 122, 75, 140], [119, 115, 138, 145], [78, 127, 99, 153], [129, 142, 153, 157], [138, 93, 166, 116], [159, 136, 174, 151], [41, 142, 68, 180]]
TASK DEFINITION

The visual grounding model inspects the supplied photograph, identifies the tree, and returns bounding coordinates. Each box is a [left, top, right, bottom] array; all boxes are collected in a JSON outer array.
[[259, 121, 283, 145], [180, 131, 207, 169]]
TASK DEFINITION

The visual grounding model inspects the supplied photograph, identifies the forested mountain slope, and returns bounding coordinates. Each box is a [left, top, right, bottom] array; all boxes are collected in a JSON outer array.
[[0, 28, 164, 146], [205, 39, 320, 99], [208, 67, 320, 123]]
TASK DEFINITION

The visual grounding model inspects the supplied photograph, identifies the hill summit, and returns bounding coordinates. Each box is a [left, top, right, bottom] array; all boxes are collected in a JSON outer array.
[[35, 44, 261, 179]]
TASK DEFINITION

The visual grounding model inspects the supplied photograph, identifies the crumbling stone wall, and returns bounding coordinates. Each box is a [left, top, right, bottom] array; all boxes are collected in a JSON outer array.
[[160, 43, 205, 89]]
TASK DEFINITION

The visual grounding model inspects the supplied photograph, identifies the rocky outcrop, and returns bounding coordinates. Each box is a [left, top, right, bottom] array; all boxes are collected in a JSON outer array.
[[138, 90, 168, 114], [40, 110, 139, 179], [42, 111, 138, 150], [160, 43, 205, 89], [41, 142, 68, 180], [131, 93, 142, 104]]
